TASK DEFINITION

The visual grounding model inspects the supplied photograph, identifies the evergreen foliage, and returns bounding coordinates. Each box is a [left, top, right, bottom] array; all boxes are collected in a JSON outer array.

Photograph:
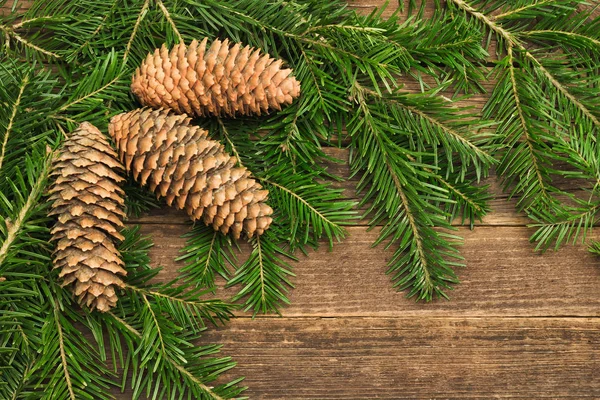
[[1, 0, 600, 397], [426, 0, 600, 252]]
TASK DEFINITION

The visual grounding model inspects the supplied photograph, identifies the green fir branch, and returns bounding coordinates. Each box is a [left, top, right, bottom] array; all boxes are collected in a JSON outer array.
[[177, 225, 234, 292], [348, 82, 476, 300], [442, 0, 600, 249], [106, 311, 243, 400], [257, 170, 357, 250], [227, 230, 296, 314]]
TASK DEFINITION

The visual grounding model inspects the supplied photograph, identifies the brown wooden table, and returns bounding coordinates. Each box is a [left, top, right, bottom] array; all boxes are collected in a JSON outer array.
[[4, 0, 600, 398]]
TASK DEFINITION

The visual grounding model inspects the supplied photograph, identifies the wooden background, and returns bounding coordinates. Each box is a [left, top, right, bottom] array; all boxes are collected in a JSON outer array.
[[5, 0, 600, 398]]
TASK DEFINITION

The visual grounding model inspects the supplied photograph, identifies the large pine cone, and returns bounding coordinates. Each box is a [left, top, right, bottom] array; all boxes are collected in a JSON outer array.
[[131, 38, 301, 117], [108, 108, 273, 238], [49, 122, 126, 312]]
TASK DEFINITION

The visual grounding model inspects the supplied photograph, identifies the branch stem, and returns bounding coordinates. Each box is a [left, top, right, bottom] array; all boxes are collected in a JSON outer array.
[[0, 75, 28, 171], [216, 118, 242, 165], [492, 0, 557, 20], [0, 25, 61, 58], [0, 153, 53, 267], [156, 0, 183, 43], [255, 237, 266, 305], [53, 303, 75, 400]]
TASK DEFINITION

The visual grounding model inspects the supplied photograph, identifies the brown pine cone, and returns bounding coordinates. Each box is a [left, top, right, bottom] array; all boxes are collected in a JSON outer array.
[[49, 122, 126, 312], [108, 108, 273, 239], [131, 38, 301, 117]]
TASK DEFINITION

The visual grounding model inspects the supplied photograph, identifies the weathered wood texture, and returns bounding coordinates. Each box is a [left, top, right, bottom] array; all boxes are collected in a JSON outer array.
[[202, 318, 600, 399], [4, 0, 600, 398]]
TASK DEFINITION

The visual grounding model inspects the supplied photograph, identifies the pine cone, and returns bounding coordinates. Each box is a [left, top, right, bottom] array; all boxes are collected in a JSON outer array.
[[131, 38, 301, 117], [49, 122, 126, 312], [108, 108, 273, 239]]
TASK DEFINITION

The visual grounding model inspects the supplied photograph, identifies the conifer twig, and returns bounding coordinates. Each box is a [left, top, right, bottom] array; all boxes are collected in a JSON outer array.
[[0, 24, 61, 58], [156, 0, 183, 43], [0, 74, 28, 171], [53, 304, 76, 400], [0, 152, 53, 267], [107, 312, 225, 399]]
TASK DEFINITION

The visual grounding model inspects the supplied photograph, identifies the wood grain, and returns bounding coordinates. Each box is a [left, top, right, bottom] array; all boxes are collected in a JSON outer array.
[[4, 0, 600, 399], [140, 224, 600, 318], [195, 317, 600, 399]]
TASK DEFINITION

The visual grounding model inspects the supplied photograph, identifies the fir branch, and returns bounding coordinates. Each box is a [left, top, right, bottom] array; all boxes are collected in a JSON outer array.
[[260, 178, 338, 230], [52, 303, 75, 400], [141, 292, 167, 355], [431, 168, 491, 227], [257, 172, 355, 249], [0, 276, 38, 400], [442, 0, 600, 249], [56, 54, 125, 113], [68, 2, 116, 59], [0, 62, 57, 183], [588, 239, 600, 256], [169, 361, 226, 400], [125, 282, 234, 331], [523, 51, 600, 129], [348, 82, 465, 300], [32, 285, 114, 400], [0, 24, 61, 58], [0, 150, 53, 267], [105, 227, 243, 399], [177, 225, 233, 292], [156, 0, 183, 43], [228, 230, 295, 314], [529, 203, 600, 251], [107, 311, 240, 400], [447, 0, 600, 130], [505, 46, 552, 207], [0, 73, 27, 172]]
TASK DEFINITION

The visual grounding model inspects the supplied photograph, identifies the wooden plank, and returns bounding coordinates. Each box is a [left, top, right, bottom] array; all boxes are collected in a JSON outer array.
[[192, 317, 600, 399], [0, 1, 32, 16], [349, 0, 408, 19], [139, 223, 600, 317]]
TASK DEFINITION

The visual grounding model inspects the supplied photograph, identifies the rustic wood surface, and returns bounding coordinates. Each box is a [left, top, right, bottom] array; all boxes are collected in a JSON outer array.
[[5, 0, 600, 398]]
